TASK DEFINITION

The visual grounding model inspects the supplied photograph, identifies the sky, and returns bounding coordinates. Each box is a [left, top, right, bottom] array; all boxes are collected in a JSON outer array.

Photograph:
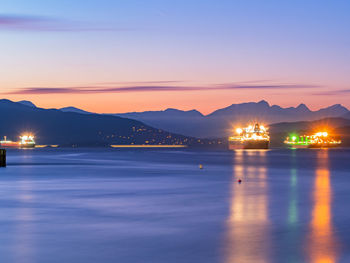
[[0, 0, 349, 114]]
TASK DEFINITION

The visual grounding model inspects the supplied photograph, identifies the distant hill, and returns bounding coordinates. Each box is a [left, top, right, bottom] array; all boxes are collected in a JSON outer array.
[[334, 126, 350, 147], [114, 108, 205, 137], [269, 117, 350, 147], [0, 99, 218, 147], [58, 100, 350, 138], [342, 111, 350, 119], [60, 106, 91, 115], [17, 100, 37, 108], [269, 117, 350, 134], [114, 100, 349, 138]]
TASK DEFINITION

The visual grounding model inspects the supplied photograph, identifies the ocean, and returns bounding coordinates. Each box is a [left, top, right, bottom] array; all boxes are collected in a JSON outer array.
[[1, 148, 349, 263]]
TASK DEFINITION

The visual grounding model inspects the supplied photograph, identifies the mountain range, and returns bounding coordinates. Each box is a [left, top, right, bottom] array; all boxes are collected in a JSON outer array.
[[53, 100, 350, 138], [4, 99, 349, 147], [0, 99, 219, 147]]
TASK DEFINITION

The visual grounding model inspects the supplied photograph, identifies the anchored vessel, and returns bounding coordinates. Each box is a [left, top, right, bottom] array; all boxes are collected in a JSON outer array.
[[228, 123, 270, 149], [284, 132, 341, 148], [0, 135, 36, 148]]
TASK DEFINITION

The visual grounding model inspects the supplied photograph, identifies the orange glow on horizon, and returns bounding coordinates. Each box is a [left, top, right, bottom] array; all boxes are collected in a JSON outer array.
[[3, 86, 350, 115]]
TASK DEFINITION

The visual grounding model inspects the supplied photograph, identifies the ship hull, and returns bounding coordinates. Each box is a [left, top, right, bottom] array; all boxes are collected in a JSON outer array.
[[0, 143, 35, 148], [286, 144, 309, 149], [0, 142, 20, 148], [20, 144, 36, 148], [229, 140, 269, 150], [286, 143, 340, 149], [308, 143, 340, 149]]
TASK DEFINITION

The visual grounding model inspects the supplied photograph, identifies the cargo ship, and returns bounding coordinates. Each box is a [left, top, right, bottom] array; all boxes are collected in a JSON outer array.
[[0, 135, 36, 148], [284, 132, 341, 148], [228, 123, 270, 149]]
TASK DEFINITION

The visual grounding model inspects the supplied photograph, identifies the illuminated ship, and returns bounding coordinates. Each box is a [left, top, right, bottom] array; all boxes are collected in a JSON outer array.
[[284, 132, 341, 148], [0, 135, 36, 148], [228, 123, 270, 149]]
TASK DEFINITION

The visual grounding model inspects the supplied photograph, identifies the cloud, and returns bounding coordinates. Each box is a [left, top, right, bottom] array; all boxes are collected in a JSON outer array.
[[311, 89, 350, 96], [214, 84, 318, 90], [94, 80, 188, 85], [5, 83, 319, 95], [0, 14, 134, 32], [337, 89, 350, 93], [0, 15, 49, 30]]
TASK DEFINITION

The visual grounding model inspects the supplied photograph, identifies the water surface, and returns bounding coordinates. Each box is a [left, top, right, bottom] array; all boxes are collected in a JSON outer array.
[[1, 148, 350, 263]]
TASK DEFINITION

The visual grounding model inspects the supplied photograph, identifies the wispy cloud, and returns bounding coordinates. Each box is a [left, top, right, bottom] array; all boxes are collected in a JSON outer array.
[[0, 14, 135, 32], [5, 83, 319, 95], [311, 89, 350, 96], [94, 80, 188, 85], [337, 89, 350, 93], [0, 15, 49, 30], [214, 84, 317, 89]]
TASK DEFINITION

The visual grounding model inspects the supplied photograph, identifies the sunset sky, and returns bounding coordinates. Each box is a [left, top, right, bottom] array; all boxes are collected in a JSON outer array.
[[1, 0, 349, 114]]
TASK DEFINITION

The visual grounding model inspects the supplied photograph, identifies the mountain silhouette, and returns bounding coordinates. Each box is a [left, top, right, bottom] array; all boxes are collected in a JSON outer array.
[[58, 100, 349, 138], [113, 100, 349, 138], [60, 106, 91, 115], [0, 99, 214, 147], [2, 99, 350, 147]]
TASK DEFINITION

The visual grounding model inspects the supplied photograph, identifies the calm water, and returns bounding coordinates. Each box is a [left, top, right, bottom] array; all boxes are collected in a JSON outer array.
[[1, 148, 350, 263]]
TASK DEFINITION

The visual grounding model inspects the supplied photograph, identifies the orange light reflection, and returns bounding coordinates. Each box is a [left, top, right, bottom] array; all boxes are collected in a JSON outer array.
[[307, 150, 338, 263], [225, 150, 270, 262]]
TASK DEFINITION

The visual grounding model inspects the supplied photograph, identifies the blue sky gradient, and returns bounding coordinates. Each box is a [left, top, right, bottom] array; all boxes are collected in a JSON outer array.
[[0, 0, 349, 113]]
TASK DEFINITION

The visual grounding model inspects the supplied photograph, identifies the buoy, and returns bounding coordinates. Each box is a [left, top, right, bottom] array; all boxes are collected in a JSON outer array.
[[238, 179, 242, 184], [199, 164, 203, 169]]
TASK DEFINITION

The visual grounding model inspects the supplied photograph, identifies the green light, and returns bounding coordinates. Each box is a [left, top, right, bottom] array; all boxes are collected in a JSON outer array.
[[292, 136, 297, 141]]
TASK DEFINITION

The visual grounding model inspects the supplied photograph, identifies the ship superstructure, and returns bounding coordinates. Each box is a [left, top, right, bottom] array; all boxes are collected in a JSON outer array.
[[19, 135, 36, 148], [229, 123, 270, 149], [284, 132, 341, 148]]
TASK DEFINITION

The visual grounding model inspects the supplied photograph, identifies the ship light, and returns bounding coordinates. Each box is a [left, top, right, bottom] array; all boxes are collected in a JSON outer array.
[[20, 134, 35, 145], [236, 128, 243, 134], [323, 132, 328, 137], [292, 136, 297, 141]]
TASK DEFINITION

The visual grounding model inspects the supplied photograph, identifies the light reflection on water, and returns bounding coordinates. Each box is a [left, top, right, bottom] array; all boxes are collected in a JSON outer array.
[[288, 168, 298, 225], [226, 149, 340, 263], [288, 149, 298, 227], [225, 150, 270, 263], [1, 148, 348, 263], [14, 179, 36, 263], [307, 150, 338, 263]]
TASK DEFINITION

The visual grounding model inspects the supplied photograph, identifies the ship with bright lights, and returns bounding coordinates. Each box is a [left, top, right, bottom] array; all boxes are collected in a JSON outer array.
[[228, 123, 270, 149], [284, 132, 341, 148], [0, 135, 36, 148]]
